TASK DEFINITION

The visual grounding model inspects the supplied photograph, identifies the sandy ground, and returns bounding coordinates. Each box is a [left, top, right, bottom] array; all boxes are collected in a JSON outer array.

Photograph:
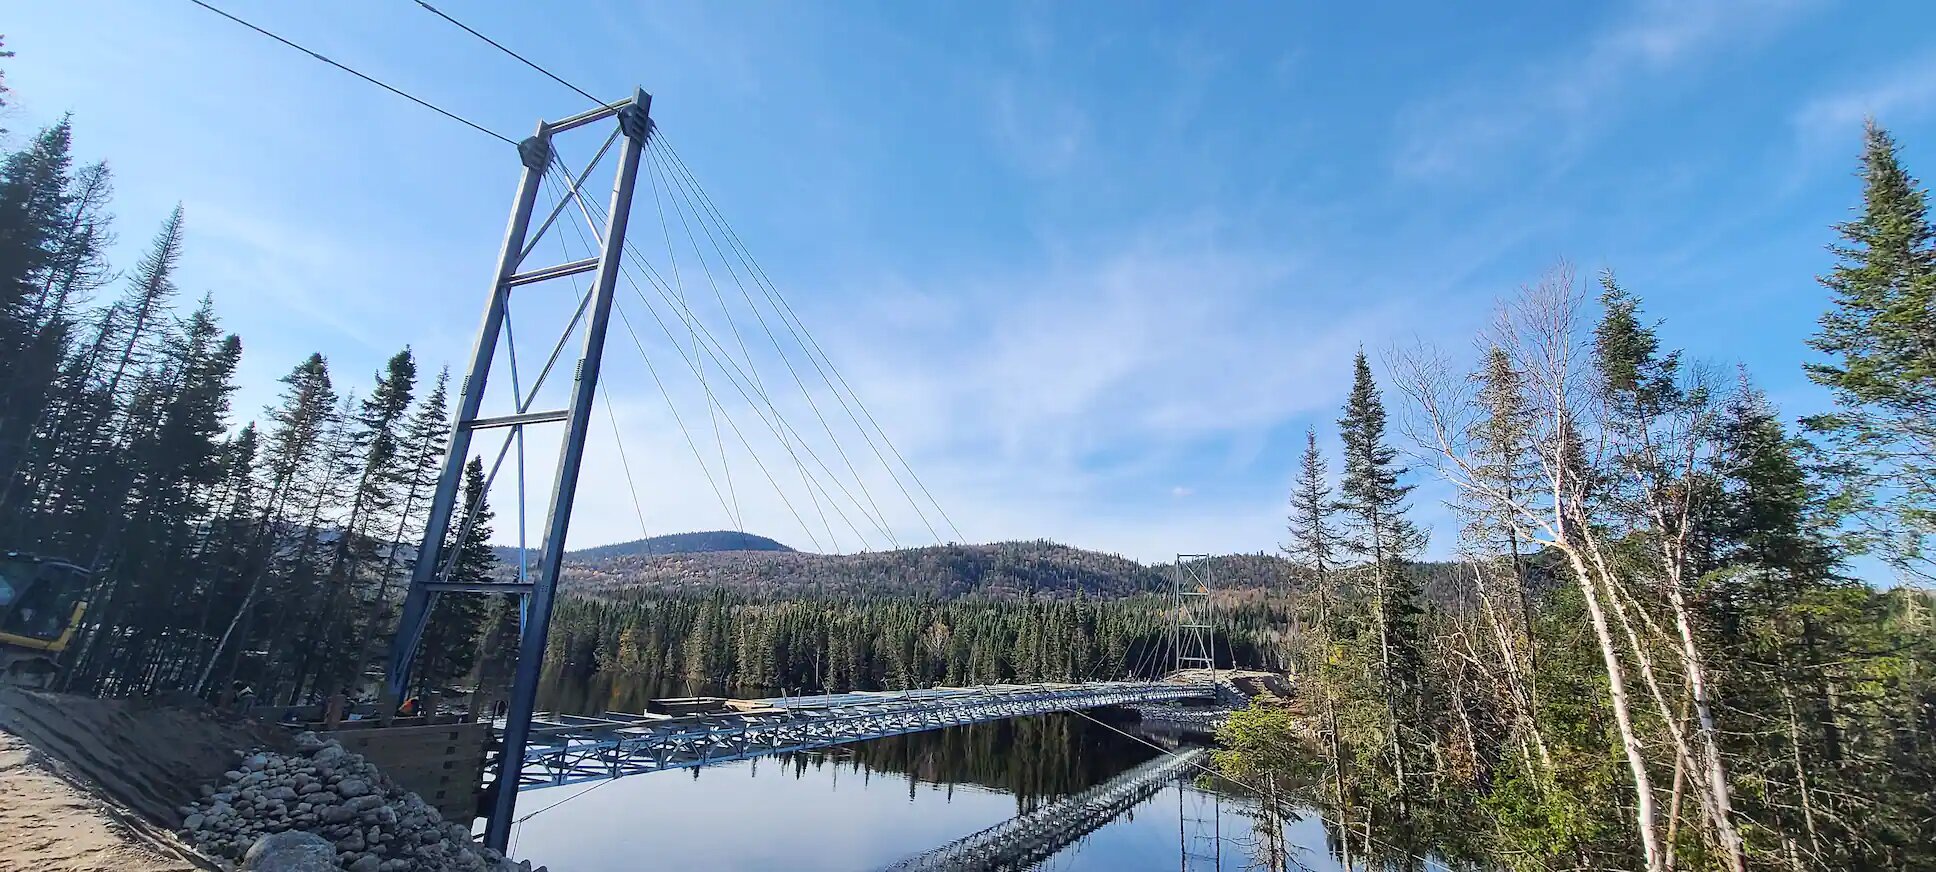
[[0, 730, 212, 872], [0, 688, 284, 872]]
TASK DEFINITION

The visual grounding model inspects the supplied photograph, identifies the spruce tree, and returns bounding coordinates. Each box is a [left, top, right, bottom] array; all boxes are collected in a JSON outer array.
[[99, 205, 184, 409], [0, 122, 87, 506], [1805, 121, 1936, 582], [1335, 349, 1427, 797], [418, 458, 495, 696]]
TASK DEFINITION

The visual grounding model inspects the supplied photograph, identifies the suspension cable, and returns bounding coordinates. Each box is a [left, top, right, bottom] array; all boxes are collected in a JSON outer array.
[[186, 0, 516, 145], [649, 139, 907, 549], [539, 167, 756, 541], [641, 140, 744, 534], [556, 165, 894, 552], [406, 0, 604, 107], [655, 131, 966, 542], [544, 167, 834, 550]]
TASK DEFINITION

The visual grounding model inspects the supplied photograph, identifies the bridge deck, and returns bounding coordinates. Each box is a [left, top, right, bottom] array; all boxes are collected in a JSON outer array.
[[883, 747, 1207, 870], [510, 681, 1209, 790]]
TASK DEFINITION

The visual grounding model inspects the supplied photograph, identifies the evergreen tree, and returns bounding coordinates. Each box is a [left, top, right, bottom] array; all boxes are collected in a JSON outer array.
[[0, 122, 92, 509], [1805, 120, 1936, 583], [417, 458, 495, 696], [1335, 349, 1428, 798]]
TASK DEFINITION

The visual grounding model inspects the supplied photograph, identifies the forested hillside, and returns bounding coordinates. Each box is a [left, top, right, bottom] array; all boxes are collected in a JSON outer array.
[[566, 530, 792, 560], [557, 540, 1172, 599], [539, 589, 1296, 692]]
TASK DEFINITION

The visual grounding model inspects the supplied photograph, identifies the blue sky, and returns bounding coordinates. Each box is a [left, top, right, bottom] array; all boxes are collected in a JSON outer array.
[[10, 1, 1936, 567]]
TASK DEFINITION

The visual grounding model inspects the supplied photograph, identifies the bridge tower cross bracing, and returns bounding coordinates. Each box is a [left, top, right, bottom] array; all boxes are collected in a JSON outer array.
[[1171, 554, 1215, 679], [380, 88, 653, 852]]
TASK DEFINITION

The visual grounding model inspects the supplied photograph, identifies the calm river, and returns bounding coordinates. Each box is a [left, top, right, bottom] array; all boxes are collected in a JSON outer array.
[[511, 676, 1358, 871]]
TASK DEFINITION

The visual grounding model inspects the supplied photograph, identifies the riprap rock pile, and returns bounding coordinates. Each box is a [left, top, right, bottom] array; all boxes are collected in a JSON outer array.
[[180, 731, 544, 872]]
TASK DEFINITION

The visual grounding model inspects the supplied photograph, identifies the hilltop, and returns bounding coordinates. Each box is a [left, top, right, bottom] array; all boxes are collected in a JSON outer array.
[[551, 537, 1330, 601], [547, 534, 1477, 603]]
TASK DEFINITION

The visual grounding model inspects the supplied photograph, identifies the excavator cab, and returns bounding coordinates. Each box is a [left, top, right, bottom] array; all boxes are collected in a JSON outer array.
[[0, 552, 90, 686]]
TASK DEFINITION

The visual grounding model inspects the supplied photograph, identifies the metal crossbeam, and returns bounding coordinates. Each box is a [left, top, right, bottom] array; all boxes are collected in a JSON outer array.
[[883, 748, 1207, 871], [506, 681, 1208, 790]]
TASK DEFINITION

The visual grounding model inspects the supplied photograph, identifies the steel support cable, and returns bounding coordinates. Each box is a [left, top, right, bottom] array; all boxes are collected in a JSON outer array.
[[545, 165, 847, 550], [612, 298, 819, 550], [641, 142, 744, 534], [558, 180, 891, 553], [650, 137, 938, 548], [544, 169, 837, 553], [648, 140, 908, 550], [538, 168, 771, 544], [1060, 706, 1436, 871], [653, 132, 965, 543], [547, 155, 859, 550], [653, 134, 946, 544], [641, 141, 855, 549], [531, 169, 653, 545], [600, 384, 651, 542], [186, 0, 517, 145], [621, 247, 891, 550], [561, 147, 909, 553], [653, 131, 963, 543], [616, 268, 852, 552], [407, 0, 603, 107]]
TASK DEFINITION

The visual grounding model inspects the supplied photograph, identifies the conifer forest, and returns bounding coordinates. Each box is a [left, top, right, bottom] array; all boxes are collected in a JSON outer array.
[[4, 55, 1936, 872]]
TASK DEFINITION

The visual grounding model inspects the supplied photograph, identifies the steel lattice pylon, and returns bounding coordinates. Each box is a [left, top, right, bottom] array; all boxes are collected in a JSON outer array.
[[1172, 554, 1215, 676], [382, 88, 652, 851]]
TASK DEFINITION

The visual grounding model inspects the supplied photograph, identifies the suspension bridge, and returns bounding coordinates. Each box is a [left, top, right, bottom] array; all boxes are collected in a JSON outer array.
[[512, 682, 1208, 790], [180, 2, 1227, 853]]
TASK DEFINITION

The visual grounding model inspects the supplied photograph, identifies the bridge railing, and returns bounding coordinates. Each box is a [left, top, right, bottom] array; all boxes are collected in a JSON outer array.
[[509, 681, 1209, 789], [882, 747, 1208, 871]]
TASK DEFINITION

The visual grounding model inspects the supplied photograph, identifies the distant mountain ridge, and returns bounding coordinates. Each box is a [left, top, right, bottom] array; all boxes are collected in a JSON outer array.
[[491, 530, 792, 566], [495, 531, 1474, 604]]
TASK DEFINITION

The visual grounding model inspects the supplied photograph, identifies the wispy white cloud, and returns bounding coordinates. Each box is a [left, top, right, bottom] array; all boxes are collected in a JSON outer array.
[[1393, 0, 1812, 182], [1793, 51, 1936, 139]]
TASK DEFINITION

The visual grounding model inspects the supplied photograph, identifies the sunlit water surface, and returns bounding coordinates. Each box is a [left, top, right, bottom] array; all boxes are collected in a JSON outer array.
[[506, 709, 1355, 871]]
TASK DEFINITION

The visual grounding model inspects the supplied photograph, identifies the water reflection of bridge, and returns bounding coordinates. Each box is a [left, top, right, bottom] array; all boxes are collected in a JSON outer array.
[[881, 748, 1207, 871], [513, 681, 1208, 790]]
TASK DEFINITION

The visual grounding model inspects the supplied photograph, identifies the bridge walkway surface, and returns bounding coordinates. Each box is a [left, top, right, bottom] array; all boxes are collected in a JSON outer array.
[[882, 747, 1208, 871], [509, 680, 1209, 790]]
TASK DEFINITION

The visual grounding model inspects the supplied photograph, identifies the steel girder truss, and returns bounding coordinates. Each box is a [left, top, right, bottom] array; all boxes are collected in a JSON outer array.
[[882, 748, 1208, 871], [512, 682, 1207, 790]]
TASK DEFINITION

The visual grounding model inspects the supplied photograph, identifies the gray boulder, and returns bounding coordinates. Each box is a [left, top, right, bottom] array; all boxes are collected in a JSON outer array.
[[242, 831, 339, 871]]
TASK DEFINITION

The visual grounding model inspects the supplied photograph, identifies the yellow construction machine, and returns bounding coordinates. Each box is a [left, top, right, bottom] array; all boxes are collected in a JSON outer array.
[[0, 552, 90, 687]]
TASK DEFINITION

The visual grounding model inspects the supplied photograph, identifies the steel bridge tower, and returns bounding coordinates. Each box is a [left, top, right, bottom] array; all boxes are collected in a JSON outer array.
[[382, 88, 652, 851], [1171, 554, 1215, 678]]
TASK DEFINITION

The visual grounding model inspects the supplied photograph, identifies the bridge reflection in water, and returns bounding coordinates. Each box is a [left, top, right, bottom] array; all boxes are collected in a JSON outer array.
[[510, 681, 1209, 790], [881, 748, 1208, 871]]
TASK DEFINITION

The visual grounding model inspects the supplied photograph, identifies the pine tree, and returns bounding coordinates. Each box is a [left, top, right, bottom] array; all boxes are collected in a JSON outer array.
[[1805, 120, 1936, 583]]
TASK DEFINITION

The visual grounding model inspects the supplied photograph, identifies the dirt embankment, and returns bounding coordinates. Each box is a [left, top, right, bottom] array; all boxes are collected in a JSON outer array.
[[0, 687, 286, 872]]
